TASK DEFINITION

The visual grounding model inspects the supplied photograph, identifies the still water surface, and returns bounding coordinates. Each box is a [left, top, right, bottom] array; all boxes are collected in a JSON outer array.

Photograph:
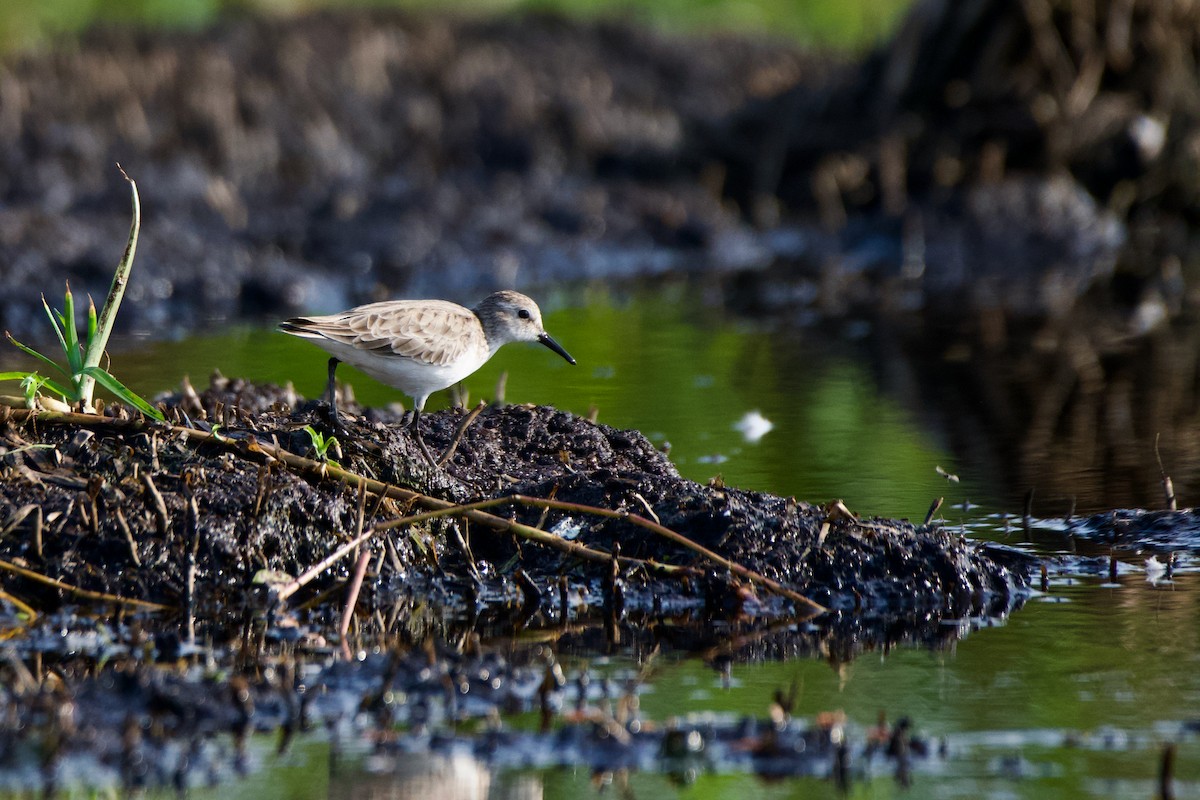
[[7, 285, 1198, 798]]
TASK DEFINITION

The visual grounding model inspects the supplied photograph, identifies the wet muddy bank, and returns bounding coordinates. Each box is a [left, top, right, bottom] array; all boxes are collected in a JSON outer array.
[[0, 378, 1033, 792], [0, 377, 1030, 622]]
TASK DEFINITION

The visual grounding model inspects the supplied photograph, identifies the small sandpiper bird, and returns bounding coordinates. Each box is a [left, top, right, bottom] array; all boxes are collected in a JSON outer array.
[[279, 290, 576, 464]]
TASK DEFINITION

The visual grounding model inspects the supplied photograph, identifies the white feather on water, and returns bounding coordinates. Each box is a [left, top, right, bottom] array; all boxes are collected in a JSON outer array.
[[733, 410, 773, 443]]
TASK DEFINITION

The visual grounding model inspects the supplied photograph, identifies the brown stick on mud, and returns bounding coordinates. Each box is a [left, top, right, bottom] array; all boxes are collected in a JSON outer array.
[[338, 549, 371, 661], [314, 430, 809, 615], [436, 401, 486, 468], [275, 497, 626, 603], [923, 497, 943, 527], [506, 494, 824, 611], [0, 557, 171, 611], [272, 475, 825, 614], [337, 479, 373, 660], [141, 472, 170, 535], [183, 483, 201, 646], [1155, 434, 1177, 511], [0, 406, 647, 568], [114, 507, 141, 567]]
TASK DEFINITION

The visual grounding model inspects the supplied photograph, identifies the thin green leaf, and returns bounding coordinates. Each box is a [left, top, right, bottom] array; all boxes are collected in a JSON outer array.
[[5, 332, 72, 382], [37, 378, 74, 401], [80, 170, 141, 411], [12, 372, 72, 405], [25, 373, 73, 401], [0, 371, 32, 382], [41, 295, 71, 365], [4, 443, 54, 456], [61, 284, 82, 375], [81, 366, 164, 421], [19, 375, 42, 406], [18, 373, 47, 404], [88, 168, 139, 373], [86, 296, 98, 345]]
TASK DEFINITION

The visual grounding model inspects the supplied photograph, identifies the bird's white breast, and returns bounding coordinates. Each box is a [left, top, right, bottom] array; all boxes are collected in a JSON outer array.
[[314, 337, 491, 405]]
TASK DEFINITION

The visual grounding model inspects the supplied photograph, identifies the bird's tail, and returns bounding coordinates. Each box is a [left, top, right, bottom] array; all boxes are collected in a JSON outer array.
[[278, 318, 321, 337]]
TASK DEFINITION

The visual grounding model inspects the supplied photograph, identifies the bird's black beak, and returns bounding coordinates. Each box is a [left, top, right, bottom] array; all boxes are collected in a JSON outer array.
[[538, 332, 576, 365]]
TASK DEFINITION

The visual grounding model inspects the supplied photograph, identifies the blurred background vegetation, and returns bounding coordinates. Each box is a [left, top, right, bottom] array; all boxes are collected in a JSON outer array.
[[0, 0, 914, 54]]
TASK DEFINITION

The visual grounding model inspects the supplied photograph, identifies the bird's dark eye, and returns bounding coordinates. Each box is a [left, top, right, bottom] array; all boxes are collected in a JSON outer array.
[[518, 309, 532, 320]]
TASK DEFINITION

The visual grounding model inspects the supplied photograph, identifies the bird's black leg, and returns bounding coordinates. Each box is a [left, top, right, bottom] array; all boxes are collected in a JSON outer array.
[[410, 407, 437, 467], [325, 357, 345, 429]]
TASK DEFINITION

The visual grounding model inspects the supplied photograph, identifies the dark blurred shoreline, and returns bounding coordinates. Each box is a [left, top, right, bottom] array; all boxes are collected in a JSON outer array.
[[5, 4, 1196, 333]]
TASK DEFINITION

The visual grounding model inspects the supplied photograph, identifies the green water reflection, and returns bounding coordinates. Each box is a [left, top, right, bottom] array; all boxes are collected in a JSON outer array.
[[634, 577, 1200, 735]]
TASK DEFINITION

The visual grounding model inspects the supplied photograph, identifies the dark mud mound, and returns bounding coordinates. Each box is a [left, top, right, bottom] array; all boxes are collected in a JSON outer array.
[[0, 378, 1029, 627]]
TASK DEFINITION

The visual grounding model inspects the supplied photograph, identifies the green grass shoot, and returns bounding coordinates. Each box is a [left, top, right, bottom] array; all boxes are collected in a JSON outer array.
[[0, 167, 165, 422], [303, 425, 341, 464]]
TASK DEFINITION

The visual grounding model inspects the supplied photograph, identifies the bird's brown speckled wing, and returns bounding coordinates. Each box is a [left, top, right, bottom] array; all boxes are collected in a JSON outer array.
[[297, 300, 481, 367]]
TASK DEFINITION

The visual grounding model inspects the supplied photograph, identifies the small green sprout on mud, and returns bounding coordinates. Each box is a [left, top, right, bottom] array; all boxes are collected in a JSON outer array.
[[303, 425, 342, 465], [0, 167, 163, 422], [2, 284, 162, 420], [9, 372, 55, 409]]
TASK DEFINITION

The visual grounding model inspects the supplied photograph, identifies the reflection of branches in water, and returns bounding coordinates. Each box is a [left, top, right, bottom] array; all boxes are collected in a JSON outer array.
[[883, 310, 1200, 513], [363, 579, 1012, 671]]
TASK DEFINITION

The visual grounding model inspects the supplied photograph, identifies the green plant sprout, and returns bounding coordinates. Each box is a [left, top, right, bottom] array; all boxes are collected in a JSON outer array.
[[0, 166, 164, 421], [302, 425, 341, 465]]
